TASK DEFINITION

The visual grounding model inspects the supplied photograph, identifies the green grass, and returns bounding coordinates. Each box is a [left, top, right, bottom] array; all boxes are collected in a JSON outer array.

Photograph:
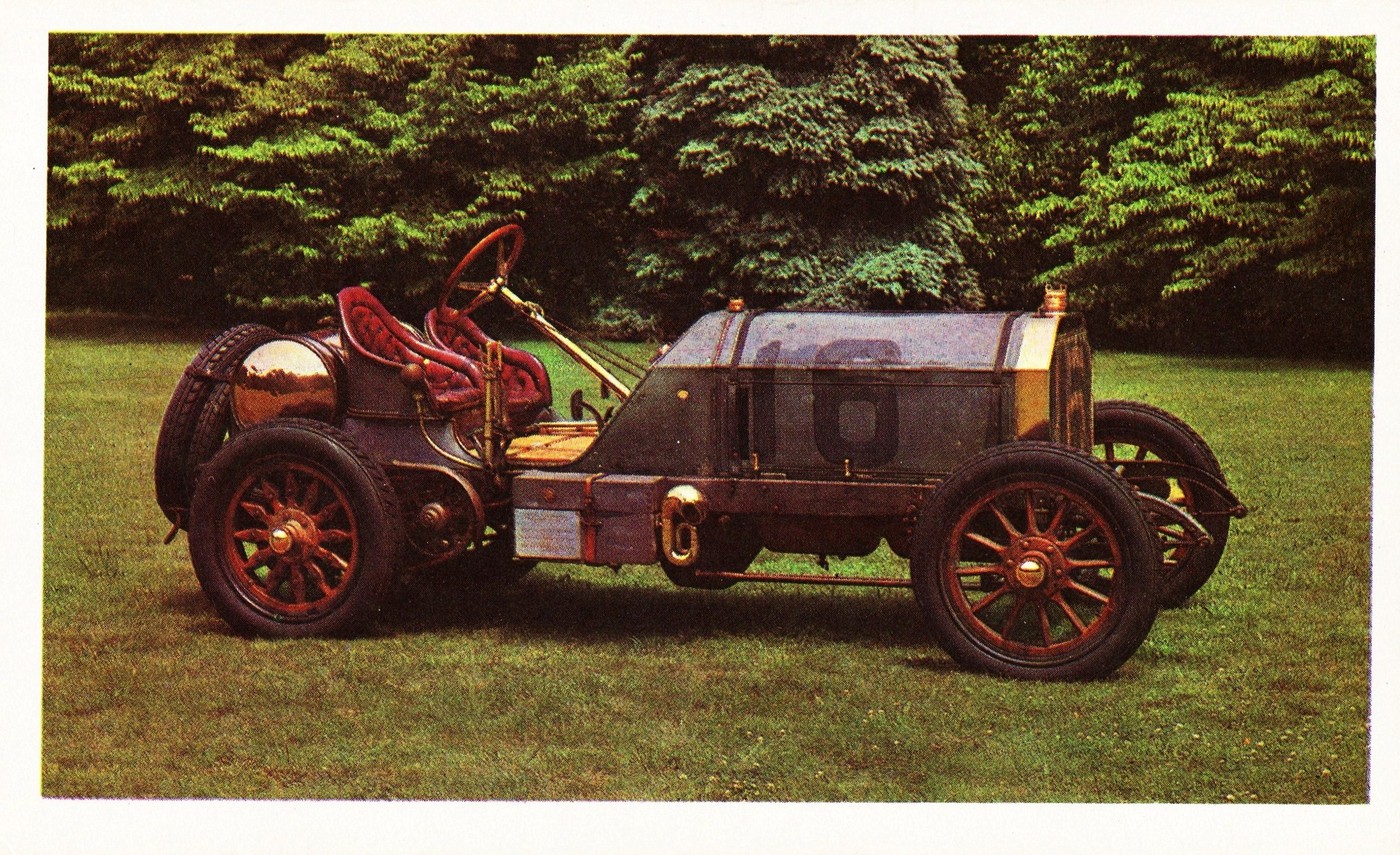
[[42, 316, 1371, 802]]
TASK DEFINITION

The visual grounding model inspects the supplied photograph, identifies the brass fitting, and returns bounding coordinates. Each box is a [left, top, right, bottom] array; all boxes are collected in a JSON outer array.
[[660, 485, 707, 567]]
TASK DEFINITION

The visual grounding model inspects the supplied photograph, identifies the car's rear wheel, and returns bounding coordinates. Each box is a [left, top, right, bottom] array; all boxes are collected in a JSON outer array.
[[189, 419, 404, 637], [910, 442, 1161, 680]]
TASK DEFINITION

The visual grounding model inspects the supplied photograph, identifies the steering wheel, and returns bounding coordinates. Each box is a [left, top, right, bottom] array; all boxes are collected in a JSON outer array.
[[438, 223, 525, 316]]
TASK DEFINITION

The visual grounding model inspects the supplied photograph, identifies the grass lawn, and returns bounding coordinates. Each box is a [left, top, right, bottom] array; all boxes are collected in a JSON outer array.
[[41, 313, 1371, 804]]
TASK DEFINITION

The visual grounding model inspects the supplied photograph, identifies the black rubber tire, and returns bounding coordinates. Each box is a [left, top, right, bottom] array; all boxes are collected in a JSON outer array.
[[187, 383, 234, 482], [154, 323, 278, 528], [661, 517, 763, 590], [188, 418, 404, 638], [1094, 400, 1231, 607], [910, 442, 1162, 681]]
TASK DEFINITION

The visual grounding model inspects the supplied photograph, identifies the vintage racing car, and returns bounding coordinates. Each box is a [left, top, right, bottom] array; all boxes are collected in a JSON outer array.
[[155, 225, 1244, 680]]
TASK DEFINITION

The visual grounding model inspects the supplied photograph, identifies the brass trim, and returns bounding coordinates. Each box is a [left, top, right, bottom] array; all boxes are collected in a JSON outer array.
[[232, 337, 340, 429], [486, 281, 632, 400], [659, 485, 707, 567]]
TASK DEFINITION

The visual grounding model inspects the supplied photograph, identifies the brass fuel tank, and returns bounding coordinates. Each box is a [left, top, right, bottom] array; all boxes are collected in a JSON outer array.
[[231, 334, 344, 428]]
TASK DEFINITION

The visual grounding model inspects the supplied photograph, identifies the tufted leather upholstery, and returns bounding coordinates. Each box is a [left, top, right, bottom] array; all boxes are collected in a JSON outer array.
[[425, 306, 552, 428], [337, 287, 484, 413]]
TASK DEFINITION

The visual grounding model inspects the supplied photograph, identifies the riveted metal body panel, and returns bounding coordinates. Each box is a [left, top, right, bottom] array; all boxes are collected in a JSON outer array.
[[512, 472, 664, 564], [564, 367, 730, 477], [562, 310, 1092, 485]]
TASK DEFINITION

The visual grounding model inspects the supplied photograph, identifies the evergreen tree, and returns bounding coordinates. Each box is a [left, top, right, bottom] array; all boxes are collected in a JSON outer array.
[[48, 34, 320, 315], [623, 36, 983, 335], [961, 37, 1167, 311], [964, 36, 1374, 356], [1044, 36, 1374, 355], [48, 34, 635, 326]]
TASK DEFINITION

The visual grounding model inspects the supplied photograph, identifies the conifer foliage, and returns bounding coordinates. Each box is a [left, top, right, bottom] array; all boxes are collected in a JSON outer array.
[[48, 34, 635, 324], [624, 36, 984, 334], [48, 35, 1374, 357], [965, 36, 1374, 356]]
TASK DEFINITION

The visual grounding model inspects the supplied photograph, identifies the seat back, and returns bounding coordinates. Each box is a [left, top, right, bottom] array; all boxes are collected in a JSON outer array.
[[337, 287, 484, 413], [425, 306, 552, 427]]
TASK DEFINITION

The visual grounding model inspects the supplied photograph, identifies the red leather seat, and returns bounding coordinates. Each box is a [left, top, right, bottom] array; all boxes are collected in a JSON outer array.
[[337, 287, 484, 413], [425, 306, 552, 428]]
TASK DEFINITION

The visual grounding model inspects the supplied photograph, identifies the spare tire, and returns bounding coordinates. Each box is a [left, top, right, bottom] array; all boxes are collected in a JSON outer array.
[[154, 323, 279, 529]]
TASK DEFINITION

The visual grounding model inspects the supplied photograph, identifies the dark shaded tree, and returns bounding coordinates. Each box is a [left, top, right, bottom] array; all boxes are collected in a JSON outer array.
[[622, 36, 984, 335], [49, 34, 636, 327], [964, 36, 1374, 358]]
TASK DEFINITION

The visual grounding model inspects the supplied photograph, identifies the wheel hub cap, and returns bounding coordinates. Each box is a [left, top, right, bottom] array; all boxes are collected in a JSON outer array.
[[1016, 557, 1047, 588], [1006, 537, 1064, 592], [267, 516, 312, 556], [268, 526, 294, 554]]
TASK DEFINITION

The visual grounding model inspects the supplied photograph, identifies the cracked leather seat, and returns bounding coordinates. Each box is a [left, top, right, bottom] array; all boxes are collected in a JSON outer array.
[[425, 305, 552, 429], [337, 287, 485, 414]]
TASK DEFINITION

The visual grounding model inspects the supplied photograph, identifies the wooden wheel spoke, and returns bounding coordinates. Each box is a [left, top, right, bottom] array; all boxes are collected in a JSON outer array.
[[319, 528, 353, 545], [1060, 522, 1100, 551], [300, 478, 321, 513], [970, 584, 1011, 614], [313, 503, 345, 526], [1022, 490, 1039, 535], [1066, 558, 1114, 570], [1065, 579, 1111, 604], [956, 563, 1005, 578], [239, 547, 274, 576], [311, 545, 350, 574], [262, 559, 289, 592], [964, 530, 1007, 553], [1157, 531, 1194, 549], [1037, 603, 1053, 646], [292, 567, 312, 603], [1051, 593, 1089, 634], [258, 477, 284, 513], [301, 560, 336, 599], [1044, 496, 1068, 540], [233, 527, 268, 544], [239, 501, 273, 525], [999, 596, 1027, 637], [1134, 445, 1150, 461], [989, 502, 1021, 539]]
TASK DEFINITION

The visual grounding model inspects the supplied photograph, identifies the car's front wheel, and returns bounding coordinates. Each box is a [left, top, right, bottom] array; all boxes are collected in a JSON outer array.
[[1094, 399, 1233, 606], [910, 442, 1162, 680]]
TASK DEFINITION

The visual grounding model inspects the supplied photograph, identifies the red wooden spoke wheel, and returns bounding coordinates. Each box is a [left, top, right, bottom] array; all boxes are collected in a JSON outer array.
[[220, 460, 362, 621], [911, 442, 1161, 680], [944, 479, 1122, 659], [1093, 400, 1232, 606], [189, 419, 404, 638]]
